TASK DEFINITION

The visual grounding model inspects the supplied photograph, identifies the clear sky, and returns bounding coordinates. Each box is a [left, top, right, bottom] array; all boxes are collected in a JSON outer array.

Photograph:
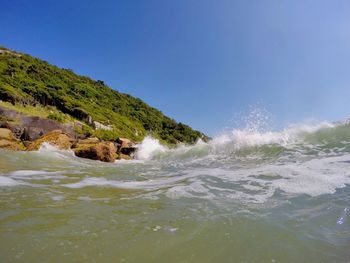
[[1, 0, 350, 135]]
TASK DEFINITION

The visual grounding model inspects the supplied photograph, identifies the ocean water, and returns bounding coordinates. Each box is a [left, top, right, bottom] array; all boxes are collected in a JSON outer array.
[[1, 120, 350, 262]]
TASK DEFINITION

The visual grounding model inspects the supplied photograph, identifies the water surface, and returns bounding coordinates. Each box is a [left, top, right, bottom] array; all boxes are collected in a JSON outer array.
[[1, 122, 350, 262]]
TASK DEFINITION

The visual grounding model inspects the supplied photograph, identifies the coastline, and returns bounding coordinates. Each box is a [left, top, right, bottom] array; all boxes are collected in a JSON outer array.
[[0, 104, 137, 162]]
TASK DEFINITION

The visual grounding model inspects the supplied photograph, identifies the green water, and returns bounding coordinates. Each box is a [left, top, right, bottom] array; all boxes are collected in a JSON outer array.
[[1, 123, 350, 262]]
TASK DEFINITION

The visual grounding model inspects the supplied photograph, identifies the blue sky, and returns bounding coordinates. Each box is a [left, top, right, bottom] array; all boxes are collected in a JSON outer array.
[[1, 0, 350, 135]]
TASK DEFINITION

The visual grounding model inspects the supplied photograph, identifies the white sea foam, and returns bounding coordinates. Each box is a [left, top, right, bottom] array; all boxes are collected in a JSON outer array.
[[1, 116, 349, 206], [163, 154, 350, 202], [133, 122, 336, 161], [10, 170, 59, 177], [39, 142, 61, 152], [77, 196, 110, 201], [63, 175, 188, 190], [271, 155, 350, 196], [135, 136, 167, 160], [51, 195, 65, 201], [9, 170, 65, 180], [99, 120, 350, 202], [60, 152, 350, 203], [210, 121, 335, 151], [36, 142, 77, 160], [166, 181, 214, 199], [0, 176, 21, 187]]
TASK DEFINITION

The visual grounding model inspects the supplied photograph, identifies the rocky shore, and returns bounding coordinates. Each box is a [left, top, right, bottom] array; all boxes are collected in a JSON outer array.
[[0, 106, 137, 162], [0, 127, 137, 162]]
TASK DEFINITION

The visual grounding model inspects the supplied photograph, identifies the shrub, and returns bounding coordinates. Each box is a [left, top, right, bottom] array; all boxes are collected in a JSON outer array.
[[0, 115, 14, 122], [0, 46, 207, 145], [47, 112, 65, 122], [93, 129, 120, 141]]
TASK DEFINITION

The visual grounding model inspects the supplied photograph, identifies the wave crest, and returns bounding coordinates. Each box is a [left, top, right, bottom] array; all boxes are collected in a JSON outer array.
[[135, 121, 350, 161]]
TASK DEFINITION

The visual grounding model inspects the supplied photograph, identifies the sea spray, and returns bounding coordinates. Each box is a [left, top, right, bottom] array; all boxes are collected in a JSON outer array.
[[0, 175, 22, 187], [134, 121, 339, 162], [135, 136, 167, 160], [2, 117, 350, 262], [337, 208, 349, 225]]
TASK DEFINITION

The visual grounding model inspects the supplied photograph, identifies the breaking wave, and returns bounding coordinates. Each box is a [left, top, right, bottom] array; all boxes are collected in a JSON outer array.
[[135, 120, 349, 162], [1, 114, 350, 205]]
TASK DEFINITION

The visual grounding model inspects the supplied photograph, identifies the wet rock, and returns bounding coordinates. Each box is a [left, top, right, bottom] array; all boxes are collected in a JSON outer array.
[[22, 141, 31, 147], [116, 153, 132, 160], [73, 142, 116, 162], [0, 106, 77, 140], [11, 126, 25, 139], [0, 121, 11, 129], [120, 146, 137, 156], [115, 137, 136, 159], [21, 126, 44, 141], [0, 139, 23, 150], [0, 128, 15, 140], [27, 130, 72, 151], [116, 137, 133, 148], [0, 128, 25, 150], [77, 137, 100, 144], [93, 121, 113, 131], [71, 137, 100, 148]]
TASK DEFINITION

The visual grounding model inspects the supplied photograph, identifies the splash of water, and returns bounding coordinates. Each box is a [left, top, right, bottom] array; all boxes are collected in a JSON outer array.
[[135, 136, 167, 160], [337, 208, 349, 225], [135, 114, 337, 161]]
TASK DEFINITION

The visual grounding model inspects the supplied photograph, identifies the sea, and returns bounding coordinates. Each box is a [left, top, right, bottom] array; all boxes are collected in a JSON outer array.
[[1, 116, 350, 262]]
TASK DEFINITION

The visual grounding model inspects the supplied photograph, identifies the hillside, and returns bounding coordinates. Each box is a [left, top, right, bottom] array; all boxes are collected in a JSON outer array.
[[0, 47, 207, 144]]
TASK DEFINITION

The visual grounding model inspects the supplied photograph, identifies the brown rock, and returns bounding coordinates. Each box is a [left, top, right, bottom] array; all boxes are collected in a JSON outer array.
[[117, 153, 131, 160], [21, 126, 44, 141], [116, 137, 132, 148], [75, 137, 100, 145], [0, 128, 26, 150], [0, 139, 25, 150], [27, 130, 72, 151], [0, 128, 16, 140], [74, 142, 116, 162], [71, 137, 100, 148], [120, 146, 137, 156], [0, 106, 78, 140]]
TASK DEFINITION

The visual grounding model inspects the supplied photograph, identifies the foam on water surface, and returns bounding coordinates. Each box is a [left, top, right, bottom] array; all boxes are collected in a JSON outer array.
[[1, 117, 350, 262], [0, 176, 21, 187], [135, 136, 167, 160], [1, 119, 350, 203]]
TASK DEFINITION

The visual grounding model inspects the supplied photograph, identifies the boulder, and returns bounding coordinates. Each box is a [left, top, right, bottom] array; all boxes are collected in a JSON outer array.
[[76, 137, 100, 145], [120, 146, 137, 156], [73, 142, 116, 162], [116, 153, 131, 160], [0, 128, 16, 140], [116, 137, 132, 148], [11, 126, 25, 139], [114, 137, 136, 159], [21, 126, 44, 141], [27, 130, 72, 151], [0, 128, 25, 150], [0, 121, 11, 129], [0, 106, 78, 140], [0, 139, 23, 150], [71, 137, 99, 148], [93, 121, 113, 131]]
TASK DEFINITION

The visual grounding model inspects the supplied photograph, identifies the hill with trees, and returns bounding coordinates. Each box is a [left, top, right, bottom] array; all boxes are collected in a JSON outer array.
[[0, 46, 208, 145]]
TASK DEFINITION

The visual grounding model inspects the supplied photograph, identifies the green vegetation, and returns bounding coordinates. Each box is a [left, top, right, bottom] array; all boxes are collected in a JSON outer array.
[[0, 46, 208, 144], [93, 129, 120, 141], [0, 101, 50, 118], [0, 115, 14, 122], [47, 112, 65, 122], [73, 123, 94, 138], [0, 101, 74, 123]]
